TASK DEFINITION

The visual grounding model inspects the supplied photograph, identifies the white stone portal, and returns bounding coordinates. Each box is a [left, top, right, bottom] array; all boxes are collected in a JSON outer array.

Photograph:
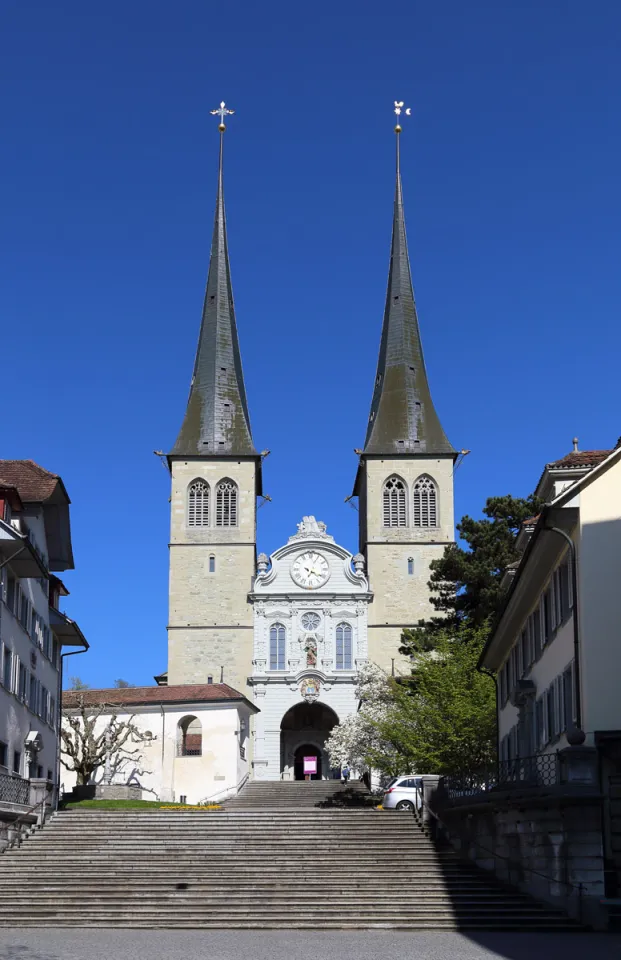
[[249, 518, 371, 781]]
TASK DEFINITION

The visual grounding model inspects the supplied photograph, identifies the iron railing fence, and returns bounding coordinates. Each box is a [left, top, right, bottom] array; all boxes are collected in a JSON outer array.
[[446, 753, 560, 801], [0, 772, 29, 806]]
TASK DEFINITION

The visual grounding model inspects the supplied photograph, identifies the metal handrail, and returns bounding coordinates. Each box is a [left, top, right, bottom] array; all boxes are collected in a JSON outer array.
[[198, 772, 249, 806], [0, 794, 51, 853]]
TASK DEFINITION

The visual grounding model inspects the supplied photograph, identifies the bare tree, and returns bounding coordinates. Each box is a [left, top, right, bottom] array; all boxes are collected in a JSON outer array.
[[61, 696, 151, 786]]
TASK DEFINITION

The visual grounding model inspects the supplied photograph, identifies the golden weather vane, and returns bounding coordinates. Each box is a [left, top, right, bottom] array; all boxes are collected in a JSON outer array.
[[393, 100, 412, 133], [210, 101, 235, 132]]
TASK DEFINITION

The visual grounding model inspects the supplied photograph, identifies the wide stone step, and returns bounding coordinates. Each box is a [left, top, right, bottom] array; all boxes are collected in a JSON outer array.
[[0, 921, 579, 931], [0, 886, 528, 899], [1, 801, 578, 932]]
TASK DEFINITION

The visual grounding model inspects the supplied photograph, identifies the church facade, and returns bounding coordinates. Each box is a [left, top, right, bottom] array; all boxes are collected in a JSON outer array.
[[249, 515, 370, 781], [165, 114, 457, 781]]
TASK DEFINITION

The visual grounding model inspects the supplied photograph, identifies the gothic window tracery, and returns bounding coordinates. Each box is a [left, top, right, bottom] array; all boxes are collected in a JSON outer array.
[[336, 622, 353, 670], [383, 476, 407, 527], [187, 480, 210, 527], [269, 623, 286, 671], [413, 475, 438, 527], [216, 479, 238, 526]]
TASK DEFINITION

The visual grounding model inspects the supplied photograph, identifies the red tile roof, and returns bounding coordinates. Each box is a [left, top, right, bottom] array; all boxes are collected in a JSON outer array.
[[0, 482, 24, 512], [0, 460, 64, 503], [62, 683, 254, 710], [548, 450, 611, 469]]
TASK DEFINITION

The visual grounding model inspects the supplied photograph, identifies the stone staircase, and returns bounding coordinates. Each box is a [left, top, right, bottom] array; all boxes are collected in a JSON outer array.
[[0, 791, 581, 929], [224, 779, 372, 808]]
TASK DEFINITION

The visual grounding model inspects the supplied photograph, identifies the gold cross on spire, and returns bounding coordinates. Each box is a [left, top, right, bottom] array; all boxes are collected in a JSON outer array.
[[210, 101, 234, 132], [393, 100, 412, 134]]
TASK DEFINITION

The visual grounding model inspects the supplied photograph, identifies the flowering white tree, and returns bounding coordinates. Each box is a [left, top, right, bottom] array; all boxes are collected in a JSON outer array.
[[325, 663, 402, 774]]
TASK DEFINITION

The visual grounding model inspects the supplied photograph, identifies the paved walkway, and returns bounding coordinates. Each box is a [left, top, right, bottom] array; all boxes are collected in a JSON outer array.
[[0, 931, 619, 960]]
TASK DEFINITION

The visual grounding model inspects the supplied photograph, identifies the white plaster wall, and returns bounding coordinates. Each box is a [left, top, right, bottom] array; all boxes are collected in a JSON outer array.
[[578, 456, 621, 738], [61, 701, 251, 805], [252, 678, 358, 781]]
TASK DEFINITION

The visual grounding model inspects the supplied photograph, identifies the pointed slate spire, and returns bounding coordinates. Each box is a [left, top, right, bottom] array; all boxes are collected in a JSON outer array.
[[363, 124, 455, 457], [170, 111, 257, 458]]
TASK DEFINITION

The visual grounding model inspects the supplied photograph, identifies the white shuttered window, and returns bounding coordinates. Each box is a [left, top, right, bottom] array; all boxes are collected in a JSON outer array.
[[413, 476, 438, 527], [187, 480, 210, 527], [216, 479, 238, 527], [383, 477, 406, 527]]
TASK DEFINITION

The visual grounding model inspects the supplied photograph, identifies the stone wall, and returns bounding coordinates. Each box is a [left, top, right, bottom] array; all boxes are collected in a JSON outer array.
[[439, 790, 606, 928], [361, 455, 455, 671], [168, 458, 257, 689]]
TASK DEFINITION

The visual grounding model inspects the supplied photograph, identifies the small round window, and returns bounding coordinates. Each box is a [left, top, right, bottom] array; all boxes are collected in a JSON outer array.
[[301, 613, 321, 631]]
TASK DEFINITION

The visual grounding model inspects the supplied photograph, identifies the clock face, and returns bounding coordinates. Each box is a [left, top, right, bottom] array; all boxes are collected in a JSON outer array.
[[291, 552, 330, 590]]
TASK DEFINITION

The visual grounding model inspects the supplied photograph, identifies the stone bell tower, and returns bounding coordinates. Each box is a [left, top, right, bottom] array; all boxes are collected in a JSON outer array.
[[167, 104, 262, 693], [353, 111, 457, 671]]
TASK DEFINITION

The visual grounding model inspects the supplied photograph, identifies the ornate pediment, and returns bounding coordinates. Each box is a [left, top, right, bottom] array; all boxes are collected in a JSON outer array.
[[288, 516, 335, 543]]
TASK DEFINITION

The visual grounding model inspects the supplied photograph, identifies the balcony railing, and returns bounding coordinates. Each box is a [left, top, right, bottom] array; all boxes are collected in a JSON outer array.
[[445, 753, 560, 801], [0, 772, 30, 806]]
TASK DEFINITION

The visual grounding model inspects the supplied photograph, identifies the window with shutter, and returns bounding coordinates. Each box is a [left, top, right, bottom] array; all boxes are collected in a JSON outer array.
[[547, 684, 557, 742], [3, 648, 12, 691], [383, 477, 406, 527], [269, 624, 286, 670], [499, 663, 507, 705], [549, 584, 557, 633], [40, 686, 48, 721], [563, 663, 575, 728], [216, 479, 238, 527], [412, 476, 438, 527], [559, 562, 571, 621], [533, 604, 543, 654], [187, 480, 210, 527], [518, 631, 527, 677]]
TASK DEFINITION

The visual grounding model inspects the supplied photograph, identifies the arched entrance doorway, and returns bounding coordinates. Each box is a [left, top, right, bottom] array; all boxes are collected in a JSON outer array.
[[280, 701, 339, 780], [293, 744, 322, 780]]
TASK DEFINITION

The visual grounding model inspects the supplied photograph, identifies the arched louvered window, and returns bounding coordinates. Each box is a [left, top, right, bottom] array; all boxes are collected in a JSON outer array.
[[187, 480, 210, 527], [383, 476, 406, 527], [177, 715, 202, 757], [216, 479, 238, 527], [413, 475, 438, 527], [269, 623, 286, 671], [336, 622, 353, 670]]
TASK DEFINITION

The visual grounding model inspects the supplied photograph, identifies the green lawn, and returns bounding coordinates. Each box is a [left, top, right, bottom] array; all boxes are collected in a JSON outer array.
[[62, 799, 221, 810]]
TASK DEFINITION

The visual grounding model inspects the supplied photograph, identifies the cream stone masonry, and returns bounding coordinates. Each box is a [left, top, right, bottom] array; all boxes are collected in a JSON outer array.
[[361, 456, 455, 669], [167, 458, 257, 692]]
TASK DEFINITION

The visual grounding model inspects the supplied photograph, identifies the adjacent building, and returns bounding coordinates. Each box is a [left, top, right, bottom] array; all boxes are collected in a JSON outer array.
[[478, 439, 621, 904], [0, 461, 87, 818], [61, 684, 257, 806]]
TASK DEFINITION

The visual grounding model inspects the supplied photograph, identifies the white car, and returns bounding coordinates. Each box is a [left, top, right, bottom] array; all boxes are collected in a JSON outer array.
[[382, 775, 423, 811]]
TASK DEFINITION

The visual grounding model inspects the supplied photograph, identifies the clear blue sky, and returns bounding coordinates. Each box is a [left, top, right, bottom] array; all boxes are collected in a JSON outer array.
[[3, 1, 620, 688]]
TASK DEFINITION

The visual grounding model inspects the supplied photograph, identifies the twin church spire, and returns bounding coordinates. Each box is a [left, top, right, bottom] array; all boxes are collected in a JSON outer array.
[[170, 105, 257, 459], [171, 103, 453, 460], [362, 112, 455, 457]]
